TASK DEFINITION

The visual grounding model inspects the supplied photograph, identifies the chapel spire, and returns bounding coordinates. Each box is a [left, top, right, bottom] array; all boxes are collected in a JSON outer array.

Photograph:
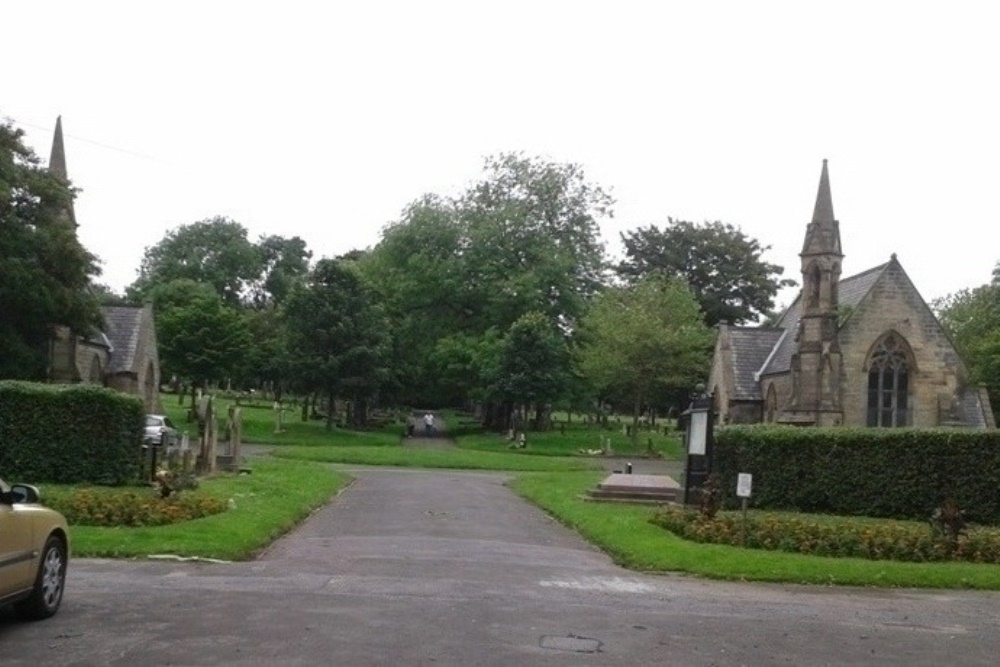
[[48, 116, 76, 227], [801, 159, 842, 257], [779, 159, 845, 427], [49, 116, 68, 182]]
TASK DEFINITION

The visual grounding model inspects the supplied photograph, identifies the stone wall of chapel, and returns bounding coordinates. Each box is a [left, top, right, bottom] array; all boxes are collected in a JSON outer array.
[[762, 374, 793, 421], [837, 264, 967, 428], [728, 402, 763, 424], [74, 342, 110, 386], [708, 329, 733, 423]]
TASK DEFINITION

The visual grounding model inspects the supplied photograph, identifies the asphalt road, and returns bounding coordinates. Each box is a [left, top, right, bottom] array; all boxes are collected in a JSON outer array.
[[2, 466, 1000, 666]]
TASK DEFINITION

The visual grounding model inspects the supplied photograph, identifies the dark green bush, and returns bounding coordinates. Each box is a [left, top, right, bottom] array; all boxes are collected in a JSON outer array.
[[711, 425, 1000, 524], [0, 381, 145, 484]]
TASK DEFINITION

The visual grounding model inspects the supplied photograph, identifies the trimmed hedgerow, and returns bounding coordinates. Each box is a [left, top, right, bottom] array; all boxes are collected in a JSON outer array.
[[651, 507, 1000, 564], [710, 425, 1000, 525], [0, 380, 145, 484]]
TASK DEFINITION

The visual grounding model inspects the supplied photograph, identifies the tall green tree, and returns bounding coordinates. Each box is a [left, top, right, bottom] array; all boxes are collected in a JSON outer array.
[[490, 312, 571, 430], [248, 234, 312, 308], [284, 259, 389, 429], [361, 196, 473, 406], [578, 276, 712, 447], [364, 155, 612, 411], [617, 220, 795, 326], [460, 153, 612, 331], [149, 279, 251, 395], [129, 217, 262, 306], [934, 263, 1000, 417], [0, 119, 102, 379]]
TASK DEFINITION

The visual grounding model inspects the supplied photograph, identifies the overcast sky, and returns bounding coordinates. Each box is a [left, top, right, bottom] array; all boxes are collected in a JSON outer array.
[[5, 1, 998, 310]]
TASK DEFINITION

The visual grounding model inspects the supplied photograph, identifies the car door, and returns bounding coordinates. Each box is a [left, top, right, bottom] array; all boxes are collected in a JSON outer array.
[[0, 499, 36, 596]]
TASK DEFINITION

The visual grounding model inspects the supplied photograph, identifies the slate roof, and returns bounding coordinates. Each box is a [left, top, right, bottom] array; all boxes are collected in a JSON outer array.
[[758, 262, 890, 378], [728, 327, 785, 400], [102, 306, 144, 374]]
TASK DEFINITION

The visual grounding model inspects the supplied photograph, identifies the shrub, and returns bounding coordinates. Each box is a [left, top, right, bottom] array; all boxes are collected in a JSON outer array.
[[47, 487, 228, 527], [712, 425, 1000, 525], [650, 506, 1000, 564], [0, 381, 145, 484]]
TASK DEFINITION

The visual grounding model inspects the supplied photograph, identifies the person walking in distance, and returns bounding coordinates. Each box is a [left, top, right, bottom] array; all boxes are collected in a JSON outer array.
[[423, 412, 435, 436]]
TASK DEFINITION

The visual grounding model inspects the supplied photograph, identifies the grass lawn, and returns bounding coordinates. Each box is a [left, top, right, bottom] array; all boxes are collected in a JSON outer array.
[[160, 395, 404, 447], [457, 421, 685, 459], [511, 471, 1000, 590], [60, 458, 349, 561], [273, 444, 602, 472]]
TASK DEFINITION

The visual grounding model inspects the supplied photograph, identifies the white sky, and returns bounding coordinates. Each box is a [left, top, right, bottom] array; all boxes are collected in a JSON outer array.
[[4, 1, 999, 310]]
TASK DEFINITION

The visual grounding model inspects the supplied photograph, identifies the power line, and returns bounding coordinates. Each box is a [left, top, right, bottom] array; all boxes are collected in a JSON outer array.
[[5, 114, 161, 163]]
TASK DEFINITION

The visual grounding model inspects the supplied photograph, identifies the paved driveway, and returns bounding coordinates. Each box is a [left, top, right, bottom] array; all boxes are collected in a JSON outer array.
[[2, 466, 1000, 665]]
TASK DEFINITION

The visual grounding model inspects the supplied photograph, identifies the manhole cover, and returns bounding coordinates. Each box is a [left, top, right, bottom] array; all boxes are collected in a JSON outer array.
[[539, 635, 602, 653]]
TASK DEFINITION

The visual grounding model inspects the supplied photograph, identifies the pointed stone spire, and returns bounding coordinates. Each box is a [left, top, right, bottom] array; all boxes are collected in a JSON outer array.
[[49, 116, 68, 181], [48, 116, 76, 228], [801, 159, 842, 256], [812, 159, 834, 224]]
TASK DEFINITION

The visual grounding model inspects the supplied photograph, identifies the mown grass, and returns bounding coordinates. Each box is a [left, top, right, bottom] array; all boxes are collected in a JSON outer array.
[[511, 471, 1000, 590], [160, 396, 404, 447], [272, 444, 602, 472], [62, 458, 349, 561], [456, 421, 684, 459]]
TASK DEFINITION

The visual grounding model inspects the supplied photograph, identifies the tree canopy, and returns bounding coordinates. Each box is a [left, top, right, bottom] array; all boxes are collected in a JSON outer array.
[[617, 219, 795, 326], [934, 263, 1000, 415], [578, 276, 713, 445], [0, 119, 102, 379], [283, 259, 389, 429]]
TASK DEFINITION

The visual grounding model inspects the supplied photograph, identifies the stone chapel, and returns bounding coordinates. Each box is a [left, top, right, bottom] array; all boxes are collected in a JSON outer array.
[[708, 160, 995, 429], [44, 117, 164, 413]]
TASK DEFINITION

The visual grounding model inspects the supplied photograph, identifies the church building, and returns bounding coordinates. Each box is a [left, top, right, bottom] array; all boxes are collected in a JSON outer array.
[[44, 117, 164, 413], [709, 161, 994, 429]]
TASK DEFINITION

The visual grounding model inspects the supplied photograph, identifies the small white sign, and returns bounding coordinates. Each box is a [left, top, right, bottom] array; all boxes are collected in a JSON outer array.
[[688, 411, 708, 455], [737, 473, 753, 498]]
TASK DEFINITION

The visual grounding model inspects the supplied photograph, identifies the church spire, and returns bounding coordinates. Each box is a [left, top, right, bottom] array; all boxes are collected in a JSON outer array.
[[49, 116, 68, 181], [801, 159, 842, 257], [48, 116, 76, 227]]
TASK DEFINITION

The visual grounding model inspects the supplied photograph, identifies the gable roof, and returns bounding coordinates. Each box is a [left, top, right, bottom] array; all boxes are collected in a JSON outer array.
[[759, 261, 890, 377], [727, 327, 785, 400], [102, 306, 144, 374]]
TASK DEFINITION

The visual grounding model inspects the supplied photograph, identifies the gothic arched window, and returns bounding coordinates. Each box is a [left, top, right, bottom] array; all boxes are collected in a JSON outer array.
[[765, 384, 777, 423], [88, 355, 103, 384], [866, 333, 912, 427]]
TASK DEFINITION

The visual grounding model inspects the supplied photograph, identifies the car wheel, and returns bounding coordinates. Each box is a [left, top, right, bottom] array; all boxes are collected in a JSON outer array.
[[15, 535, 67, 620]]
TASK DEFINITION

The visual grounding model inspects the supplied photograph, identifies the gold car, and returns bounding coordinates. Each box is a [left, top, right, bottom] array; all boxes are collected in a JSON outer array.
[[0, 476, 69, 619]]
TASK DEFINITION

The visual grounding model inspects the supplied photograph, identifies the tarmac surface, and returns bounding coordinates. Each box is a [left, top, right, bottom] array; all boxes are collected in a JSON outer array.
[[3, 440, 1000, 665]]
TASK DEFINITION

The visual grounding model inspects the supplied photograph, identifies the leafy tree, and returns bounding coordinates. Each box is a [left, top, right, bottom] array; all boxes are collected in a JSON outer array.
[[248, 234, 312, 308], [361, 196, 471, 406], [0, 119, 102, 379], [578, 276, 713, 448], [149, 279, 251, 396], [934, 264, 1000, 417], [460, 153, 612, 331], [364, 155, 612, 411], [284, 259, 389, 429], [490, 312, 571, 430], [130, 217, 262, 306], [617, 220, 795, 326]]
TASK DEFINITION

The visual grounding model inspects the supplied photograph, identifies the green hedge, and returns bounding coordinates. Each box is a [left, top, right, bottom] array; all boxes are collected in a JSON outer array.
[[0, 381, 145, 484], [712, 426, 1000, 525]]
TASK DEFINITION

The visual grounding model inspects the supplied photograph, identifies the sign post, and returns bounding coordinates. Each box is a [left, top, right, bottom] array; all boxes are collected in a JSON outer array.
[[737, 473, 753, 544]]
